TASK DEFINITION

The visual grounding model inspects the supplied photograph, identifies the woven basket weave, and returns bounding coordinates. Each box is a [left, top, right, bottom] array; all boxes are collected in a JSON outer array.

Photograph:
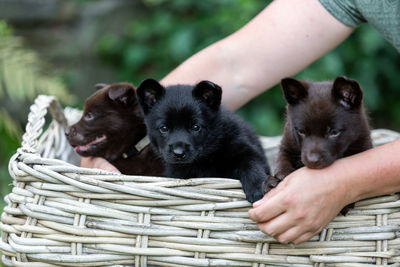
[[1, 95, 400, 267]]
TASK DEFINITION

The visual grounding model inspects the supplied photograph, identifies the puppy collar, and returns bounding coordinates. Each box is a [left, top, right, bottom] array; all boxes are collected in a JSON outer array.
[[122, 136, 150, 159]]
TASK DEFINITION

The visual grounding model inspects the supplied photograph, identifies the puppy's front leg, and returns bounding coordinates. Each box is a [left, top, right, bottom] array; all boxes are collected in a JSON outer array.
[[263, 147, 298, 194], [234, 161, 269, 203], [275, 147, 298, 180]]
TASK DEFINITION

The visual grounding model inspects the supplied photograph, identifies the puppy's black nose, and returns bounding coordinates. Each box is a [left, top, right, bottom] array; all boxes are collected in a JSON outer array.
[[172, 146, 185, 159], [305, 152, 327, 169], [65, 127, 71, 137], [65, 126, 76, 137], [307, 152, 321, 164]]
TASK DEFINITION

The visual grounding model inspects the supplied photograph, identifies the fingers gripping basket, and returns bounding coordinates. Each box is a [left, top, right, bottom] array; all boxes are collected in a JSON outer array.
[[1, 95, 400, 267]]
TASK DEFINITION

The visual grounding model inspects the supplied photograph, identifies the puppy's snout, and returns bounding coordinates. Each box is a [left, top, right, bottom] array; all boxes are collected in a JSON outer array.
[[65, 126, 76, 138], [65, 127, 70, 137], [170, 143, 188, 160], [173, 147, 185, 159], [306, 152, 321, 164], [303, 150, 332, 169]]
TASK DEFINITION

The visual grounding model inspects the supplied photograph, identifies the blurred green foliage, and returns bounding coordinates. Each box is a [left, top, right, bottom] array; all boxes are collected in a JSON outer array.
[[97, 0, 267, 81], [96, 0, 400, 135], [0, 20, 73, 221]]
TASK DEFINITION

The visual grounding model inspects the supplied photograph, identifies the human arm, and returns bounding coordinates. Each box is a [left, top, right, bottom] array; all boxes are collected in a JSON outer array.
[[162, 0, 354, 109], [248, 138, 400, 244]]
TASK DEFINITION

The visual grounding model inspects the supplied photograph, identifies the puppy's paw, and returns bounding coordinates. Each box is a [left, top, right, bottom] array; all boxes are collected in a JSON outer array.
[[240, 178, 264, 203], [274, 171, 287, 182], [237, 165, 270, 203], [340, 203, 354, 216], [262, 174, 284, 194], [244, 187, 264, 204]]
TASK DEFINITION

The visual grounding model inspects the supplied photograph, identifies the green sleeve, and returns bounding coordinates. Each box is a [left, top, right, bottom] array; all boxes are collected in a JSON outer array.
[[319, 0, 400, 51], [319, 0, 366, 27]]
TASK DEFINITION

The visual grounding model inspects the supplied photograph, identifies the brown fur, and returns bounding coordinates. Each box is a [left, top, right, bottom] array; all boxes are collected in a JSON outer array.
[[264, 76, 372, 214], [65, 83, 164, 176]]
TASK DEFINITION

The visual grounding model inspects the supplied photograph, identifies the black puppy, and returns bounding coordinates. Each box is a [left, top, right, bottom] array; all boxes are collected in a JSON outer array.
[[136, 79, 271, 203], [264, 76, 372, 213]]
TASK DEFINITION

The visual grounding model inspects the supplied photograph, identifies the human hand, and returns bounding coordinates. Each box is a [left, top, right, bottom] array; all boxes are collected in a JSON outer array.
[[248, 166, 351, 244], [80, 157, 121, 174]]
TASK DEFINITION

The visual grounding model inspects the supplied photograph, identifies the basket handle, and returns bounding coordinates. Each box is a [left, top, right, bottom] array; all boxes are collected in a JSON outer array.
[[21, 95, 68, 153]]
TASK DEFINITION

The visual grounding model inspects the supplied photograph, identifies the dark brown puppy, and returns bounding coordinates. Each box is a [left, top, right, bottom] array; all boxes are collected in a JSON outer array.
[[65, 83, 164, 176], [264, 76, 372, 213]]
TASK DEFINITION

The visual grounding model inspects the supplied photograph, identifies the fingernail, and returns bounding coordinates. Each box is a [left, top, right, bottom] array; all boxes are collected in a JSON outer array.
[[253, 198, 265, 207]]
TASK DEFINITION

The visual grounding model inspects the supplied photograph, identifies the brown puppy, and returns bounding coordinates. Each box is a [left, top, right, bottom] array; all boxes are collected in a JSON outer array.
[[264, 76, 372, 214], [65, 83, 164, 176]]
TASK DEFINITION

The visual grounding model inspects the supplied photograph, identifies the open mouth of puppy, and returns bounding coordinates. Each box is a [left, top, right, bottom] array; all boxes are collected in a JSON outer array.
[[74, 134, 107, 153]]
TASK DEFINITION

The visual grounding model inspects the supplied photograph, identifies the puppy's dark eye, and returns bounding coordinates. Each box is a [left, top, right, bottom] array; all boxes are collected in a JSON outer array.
[[159, 125, 169, 133], [295, 127, 306, 137], [191, 124, 201, 132], [329, 129, 342, 138], [84, 112, 95, 121]]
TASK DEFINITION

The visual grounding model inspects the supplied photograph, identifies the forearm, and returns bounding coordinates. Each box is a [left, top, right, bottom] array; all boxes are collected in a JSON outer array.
[[161, 0, 354, 110], [329, 139, 400, 204]]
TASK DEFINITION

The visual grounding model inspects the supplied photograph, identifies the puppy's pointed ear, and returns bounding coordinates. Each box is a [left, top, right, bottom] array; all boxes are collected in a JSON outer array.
[[137, 78, 165, 114], [332, 76, 363, 109], [94, 83, 108, 90], [108, 83, 137, 105], [192, 80, 222, 111], [281, 78, 308, 105]]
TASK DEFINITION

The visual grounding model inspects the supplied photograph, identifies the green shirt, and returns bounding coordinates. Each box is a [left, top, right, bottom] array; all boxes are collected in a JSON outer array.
[[319, 0, 400, 52]]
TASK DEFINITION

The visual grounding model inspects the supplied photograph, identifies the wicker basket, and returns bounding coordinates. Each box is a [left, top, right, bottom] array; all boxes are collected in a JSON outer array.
[[1, 95, 400, 267]]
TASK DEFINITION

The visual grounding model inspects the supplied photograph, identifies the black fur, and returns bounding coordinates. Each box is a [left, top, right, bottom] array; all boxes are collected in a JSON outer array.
[[137, 78, 271, 203]]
